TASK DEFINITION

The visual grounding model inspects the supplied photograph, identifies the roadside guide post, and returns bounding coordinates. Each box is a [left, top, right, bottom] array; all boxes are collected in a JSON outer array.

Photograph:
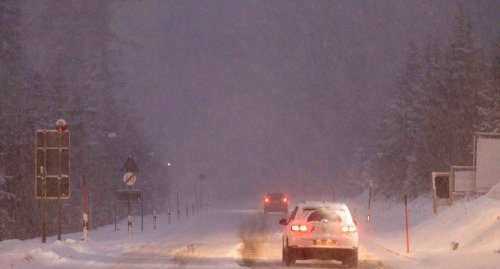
[[404, 193, 410, 253], [167, 208, 171, 224], [153, 210, 157, 230], [82, 174, 89, 241], [366, 180, 372, 223]]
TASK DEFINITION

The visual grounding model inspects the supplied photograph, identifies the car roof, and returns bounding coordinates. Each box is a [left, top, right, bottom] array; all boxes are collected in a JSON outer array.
[[293, 201, 354, 223], [266, 192, 285, 196], [295, 201, 348, 211]]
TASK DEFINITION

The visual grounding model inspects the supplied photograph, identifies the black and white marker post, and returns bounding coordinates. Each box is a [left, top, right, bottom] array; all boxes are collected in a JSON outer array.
[[167, 208, 171, 224], [82, 174, 89, 241], [153, 210, 157, 230]]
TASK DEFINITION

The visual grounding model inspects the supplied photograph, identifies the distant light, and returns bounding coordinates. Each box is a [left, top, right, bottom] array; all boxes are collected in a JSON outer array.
[[107, 132, 117, 138], [167, 162, 171, 167]]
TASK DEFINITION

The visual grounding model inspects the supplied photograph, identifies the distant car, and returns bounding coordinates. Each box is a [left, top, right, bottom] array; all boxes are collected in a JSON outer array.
[[263, 192, 288, 214], [279, 201, 359, 267]]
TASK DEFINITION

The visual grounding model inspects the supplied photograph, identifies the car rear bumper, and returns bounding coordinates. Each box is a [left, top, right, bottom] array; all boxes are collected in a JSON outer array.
[[288, 246, 357, 261], [289, 235, 358, 249], [264, 203, 288, 212]]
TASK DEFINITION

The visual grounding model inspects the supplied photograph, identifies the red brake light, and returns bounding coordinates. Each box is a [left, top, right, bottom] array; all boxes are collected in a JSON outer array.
[[264, 197, 270, 203], [282, 197, 288, 203]]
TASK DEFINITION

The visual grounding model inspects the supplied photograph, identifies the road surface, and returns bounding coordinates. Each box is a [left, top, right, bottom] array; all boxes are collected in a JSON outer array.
[[104, 209, 391, 269]]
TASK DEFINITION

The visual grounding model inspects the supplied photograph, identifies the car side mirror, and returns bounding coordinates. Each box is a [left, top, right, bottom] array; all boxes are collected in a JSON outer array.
[[279, 218, 288, 225]]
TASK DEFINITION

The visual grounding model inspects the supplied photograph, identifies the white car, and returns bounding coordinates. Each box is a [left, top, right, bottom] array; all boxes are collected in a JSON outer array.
[[279, 201, 359, 267]]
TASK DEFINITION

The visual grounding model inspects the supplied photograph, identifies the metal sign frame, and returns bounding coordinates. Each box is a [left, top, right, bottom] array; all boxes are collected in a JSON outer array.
[[35, 130, 71, 199], [114, 189, 144, 231]]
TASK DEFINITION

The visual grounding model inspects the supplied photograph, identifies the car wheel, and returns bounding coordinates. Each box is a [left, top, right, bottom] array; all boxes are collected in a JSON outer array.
[[345, 249, 358, 268]]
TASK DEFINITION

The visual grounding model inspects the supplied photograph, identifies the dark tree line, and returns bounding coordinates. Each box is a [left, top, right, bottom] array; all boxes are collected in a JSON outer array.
[[0, 1, 170, 241], [370, 9, 500, 198]]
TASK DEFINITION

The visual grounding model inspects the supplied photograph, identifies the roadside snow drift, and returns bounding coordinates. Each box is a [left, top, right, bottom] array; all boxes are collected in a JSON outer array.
[[359, 184, 500, 269]]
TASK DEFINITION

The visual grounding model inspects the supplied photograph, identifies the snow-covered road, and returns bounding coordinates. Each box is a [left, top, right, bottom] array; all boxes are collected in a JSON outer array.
[[0, 209, 387, 269]]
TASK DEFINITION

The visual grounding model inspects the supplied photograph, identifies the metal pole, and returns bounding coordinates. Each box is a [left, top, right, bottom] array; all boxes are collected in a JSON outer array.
[[41, 130, 47, 243], [195, 186, 198, 211], [128, 186, 132, 234], [114, 198, 117, 231], [367, 180, 372, 223], [432, 176, 437, 214], [167, 208, 171, 224], [404, 194, 410, 253], [89, 189, 92, 230], [141, 195, 144, 231], [40, 165, 46, 243], [153, 210, 157, 230], [57, 130, 62, 241], [176, 192, 180, 220], [200, 179, 203, 211]]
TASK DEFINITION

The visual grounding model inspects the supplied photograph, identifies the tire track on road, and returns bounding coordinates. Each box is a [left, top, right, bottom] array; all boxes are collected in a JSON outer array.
[[238, 212, 393, 269]]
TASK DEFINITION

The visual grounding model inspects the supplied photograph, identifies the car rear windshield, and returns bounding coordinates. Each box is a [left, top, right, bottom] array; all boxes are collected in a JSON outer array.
[[268, 193, 284, 199], [306, 208, 343, 222]]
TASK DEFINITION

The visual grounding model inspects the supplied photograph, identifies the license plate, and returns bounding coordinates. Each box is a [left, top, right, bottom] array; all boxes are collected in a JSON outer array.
[[313, 239, 335, 246]]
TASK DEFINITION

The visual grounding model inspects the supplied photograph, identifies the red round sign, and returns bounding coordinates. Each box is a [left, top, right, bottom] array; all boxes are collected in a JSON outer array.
[[55, 119, 69, 131]]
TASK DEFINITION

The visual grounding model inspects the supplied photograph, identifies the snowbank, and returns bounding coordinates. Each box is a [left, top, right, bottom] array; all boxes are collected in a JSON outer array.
[[486, 182, 500, 200], [357, 191, 500, 269]]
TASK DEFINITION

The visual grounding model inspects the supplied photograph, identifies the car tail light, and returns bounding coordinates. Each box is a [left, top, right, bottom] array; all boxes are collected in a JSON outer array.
[[264, 197, 270, 203], [282, 197, 288, 203], [341, 225, 357, 233], [291, 224, 308, 232]]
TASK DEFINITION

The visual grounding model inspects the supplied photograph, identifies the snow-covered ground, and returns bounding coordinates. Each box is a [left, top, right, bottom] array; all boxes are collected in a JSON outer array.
[[0, 208, 253, 269], [353, 184, 500, 269], [0, 185, 499, 269]]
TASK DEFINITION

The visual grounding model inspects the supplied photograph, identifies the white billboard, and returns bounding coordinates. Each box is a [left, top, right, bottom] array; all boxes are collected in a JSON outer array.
[[473, 133, 500, 193]]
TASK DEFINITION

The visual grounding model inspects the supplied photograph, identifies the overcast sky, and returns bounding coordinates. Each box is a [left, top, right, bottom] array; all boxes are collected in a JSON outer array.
[[105, 0, 500, 204]]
